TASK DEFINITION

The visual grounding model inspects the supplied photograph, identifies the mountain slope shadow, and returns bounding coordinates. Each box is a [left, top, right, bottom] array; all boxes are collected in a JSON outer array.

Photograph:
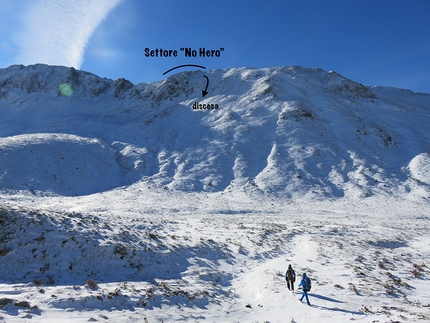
[[0, 133, 125, 196], [0, 206, 233, 288]]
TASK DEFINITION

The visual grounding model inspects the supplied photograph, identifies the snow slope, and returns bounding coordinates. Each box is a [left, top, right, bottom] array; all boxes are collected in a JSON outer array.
[[0, 64, 429, 322], [0, 64, 429, 198], [0, 134, 123, 196]]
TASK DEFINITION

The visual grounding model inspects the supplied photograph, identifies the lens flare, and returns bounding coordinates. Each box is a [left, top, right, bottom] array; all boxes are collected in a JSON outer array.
[[59, 83, 73, 96]]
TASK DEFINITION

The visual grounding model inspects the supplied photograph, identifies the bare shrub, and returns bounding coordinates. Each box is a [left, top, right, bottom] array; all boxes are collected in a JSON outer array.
[[33, 279, 43, 286], [377, 261, 385, 269], [15, 300, 30, 308], [412, 263, 426, 278], [348, 283, 359, 295], [411, 268, 422, 278], [360, 306, 375, 314], [86, 279, 98, 289]]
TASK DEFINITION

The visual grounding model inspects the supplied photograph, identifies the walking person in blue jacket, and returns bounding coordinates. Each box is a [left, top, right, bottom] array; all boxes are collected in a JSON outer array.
[[298, 273, 312, 306]]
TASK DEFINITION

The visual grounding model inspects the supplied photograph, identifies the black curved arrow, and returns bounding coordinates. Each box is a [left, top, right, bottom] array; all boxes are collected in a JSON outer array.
[[163, 64, 206, 75], [202, 75, 209, 98]]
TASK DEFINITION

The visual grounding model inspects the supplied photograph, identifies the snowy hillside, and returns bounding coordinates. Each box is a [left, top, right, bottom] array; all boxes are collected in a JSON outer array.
[[0, 64, 429, 198], [0, 64, 430, 322]]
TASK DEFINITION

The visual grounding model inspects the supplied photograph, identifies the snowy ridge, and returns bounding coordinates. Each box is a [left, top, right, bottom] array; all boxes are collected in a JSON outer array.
[[0, 64, 429, 199]]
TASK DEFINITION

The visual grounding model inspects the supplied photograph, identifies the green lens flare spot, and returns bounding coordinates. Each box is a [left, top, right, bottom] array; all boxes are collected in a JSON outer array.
[[59, 83, 73, 96]]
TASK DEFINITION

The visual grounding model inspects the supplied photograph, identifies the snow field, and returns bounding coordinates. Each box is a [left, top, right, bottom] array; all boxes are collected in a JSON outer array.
[[1, 192, 429, 322]]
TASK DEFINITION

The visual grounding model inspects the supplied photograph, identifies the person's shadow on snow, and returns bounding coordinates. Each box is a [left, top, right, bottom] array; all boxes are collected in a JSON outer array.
[[309, 293, 365, 316], [311, 294, 344, 303]]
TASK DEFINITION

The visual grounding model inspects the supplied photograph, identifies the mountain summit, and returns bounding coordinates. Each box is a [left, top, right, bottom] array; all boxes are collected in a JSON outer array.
[[0, 64, 429, 199]]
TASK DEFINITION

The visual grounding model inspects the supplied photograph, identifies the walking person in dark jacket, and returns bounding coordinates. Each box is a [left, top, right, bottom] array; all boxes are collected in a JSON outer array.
[[285, 264, 296, 291], [298, 273, 311, 306]]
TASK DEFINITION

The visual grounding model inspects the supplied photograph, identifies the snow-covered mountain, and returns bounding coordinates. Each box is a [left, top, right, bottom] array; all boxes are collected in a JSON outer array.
[[1, 65, 430, 323], [1, 64, 429, 198]]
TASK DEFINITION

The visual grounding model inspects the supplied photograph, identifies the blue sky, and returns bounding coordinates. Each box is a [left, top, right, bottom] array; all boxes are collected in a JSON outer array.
[[1, 0, 430, 92]]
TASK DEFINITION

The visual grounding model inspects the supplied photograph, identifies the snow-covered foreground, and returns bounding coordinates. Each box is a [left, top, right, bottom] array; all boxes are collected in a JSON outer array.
[[1, 187, 429, 322]]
